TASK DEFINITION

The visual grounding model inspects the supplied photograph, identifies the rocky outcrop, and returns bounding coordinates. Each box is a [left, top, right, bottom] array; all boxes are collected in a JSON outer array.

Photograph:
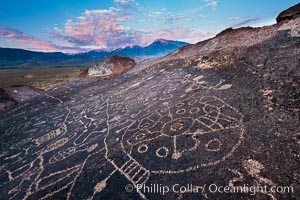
[[88, 55, 136, 77], [142, 3, 300, 114], [276, 3, 300, 23], [141, 4, 298, 64]]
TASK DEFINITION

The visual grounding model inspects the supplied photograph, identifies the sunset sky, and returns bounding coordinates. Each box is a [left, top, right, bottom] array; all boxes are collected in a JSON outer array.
[[0, 0, 298, 53]]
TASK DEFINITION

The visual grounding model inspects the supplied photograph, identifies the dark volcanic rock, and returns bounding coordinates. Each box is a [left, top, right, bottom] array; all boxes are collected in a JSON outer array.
[[4, 85, 42, 103], [0, 3, 299, 200], [0, 86, 42, 112], [276, 3, 300, 23], [0, 88, 17, 112]]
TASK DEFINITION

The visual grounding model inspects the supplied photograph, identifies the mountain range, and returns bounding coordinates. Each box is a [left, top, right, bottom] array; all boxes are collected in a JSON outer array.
[[0, 39, 188, 69]]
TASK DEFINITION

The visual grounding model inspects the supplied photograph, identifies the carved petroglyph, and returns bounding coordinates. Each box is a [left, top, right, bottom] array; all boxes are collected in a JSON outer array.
[[228, 159, 277, 200], [97, 70, 245, 199], [118, 96, 244, 175], [0, 64, 247, 200], [243, 159, 274, 185], [34, 128, 64, 145]]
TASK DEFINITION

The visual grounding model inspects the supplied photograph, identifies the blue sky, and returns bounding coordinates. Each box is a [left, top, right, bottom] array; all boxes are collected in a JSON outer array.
[[0, 0, 298, 52]]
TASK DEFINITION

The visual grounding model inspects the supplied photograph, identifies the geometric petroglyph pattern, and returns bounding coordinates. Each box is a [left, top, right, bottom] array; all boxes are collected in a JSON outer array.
[[121, 96, 244, 174], [0, 66, 251, 200]]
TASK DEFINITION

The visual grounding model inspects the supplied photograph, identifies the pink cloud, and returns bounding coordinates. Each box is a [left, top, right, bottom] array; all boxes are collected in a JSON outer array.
[[53, 3, 212, 50], [58, 7, 139, 49], [19, 39, 58, 51], [0, 26, 77, 52], [53, 7, 135, 49], [0, 26, 29, 40]]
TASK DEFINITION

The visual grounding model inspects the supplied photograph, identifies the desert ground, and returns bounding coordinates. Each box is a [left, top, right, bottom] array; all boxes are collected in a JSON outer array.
[[0, 67, 86, 91]]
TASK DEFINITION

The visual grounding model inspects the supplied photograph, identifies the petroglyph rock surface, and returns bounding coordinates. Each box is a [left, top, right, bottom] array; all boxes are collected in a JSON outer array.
[[0, 4, 299, 200]]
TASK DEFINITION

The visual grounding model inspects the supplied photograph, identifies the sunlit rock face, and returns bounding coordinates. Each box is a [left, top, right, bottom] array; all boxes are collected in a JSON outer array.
[[88, 63, 113, 77], [88, 55, 136, 77]]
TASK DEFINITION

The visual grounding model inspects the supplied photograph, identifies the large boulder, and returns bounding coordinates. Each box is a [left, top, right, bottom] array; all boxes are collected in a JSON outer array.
[[276, 3, 300, 23], [88, 55, 136, 77]]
